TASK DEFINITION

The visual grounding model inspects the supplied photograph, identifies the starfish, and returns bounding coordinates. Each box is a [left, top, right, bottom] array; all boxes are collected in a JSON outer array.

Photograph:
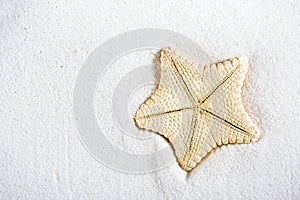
[[134, 47, 260, 172]]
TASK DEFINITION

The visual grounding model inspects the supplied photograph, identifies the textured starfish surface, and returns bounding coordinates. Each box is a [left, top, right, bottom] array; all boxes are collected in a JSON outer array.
[[134, 47, 260, 171]]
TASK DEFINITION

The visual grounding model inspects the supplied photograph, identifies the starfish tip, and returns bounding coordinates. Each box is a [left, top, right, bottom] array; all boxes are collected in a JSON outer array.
[[134, 109, 146, 128], [157, 47, 174, 64], [237, 56, 250, 70]]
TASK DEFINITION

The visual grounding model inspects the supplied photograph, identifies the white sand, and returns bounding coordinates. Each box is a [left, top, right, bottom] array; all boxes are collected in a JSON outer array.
[[1, 0, 299, 199]]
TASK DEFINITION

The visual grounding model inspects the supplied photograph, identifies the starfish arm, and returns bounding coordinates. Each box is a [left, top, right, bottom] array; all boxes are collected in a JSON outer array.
[[200, 57, 260, 144], [134, 84, 194, 138], [174, 109, 218, 171], [134, 48, 200, 137], [158, 47, 204, 103], [177, 104, 260, 171]]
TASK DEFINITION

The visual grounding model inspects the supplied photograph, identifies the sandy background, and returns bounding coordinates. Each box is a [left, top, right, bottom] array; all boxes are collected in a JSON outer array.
[[1, 0, 300, 199]]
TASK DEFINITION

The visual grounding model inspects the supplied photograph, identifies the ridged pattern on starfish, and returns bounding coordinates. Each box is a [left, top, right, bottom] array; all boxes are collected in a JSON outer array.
[[134, 47, 260, 171]]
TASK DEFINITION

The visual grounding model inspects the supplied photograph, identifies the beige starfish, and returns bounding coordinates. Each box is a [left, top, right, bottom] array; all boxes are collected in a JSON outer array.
[[134, 47, 260, 172]]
